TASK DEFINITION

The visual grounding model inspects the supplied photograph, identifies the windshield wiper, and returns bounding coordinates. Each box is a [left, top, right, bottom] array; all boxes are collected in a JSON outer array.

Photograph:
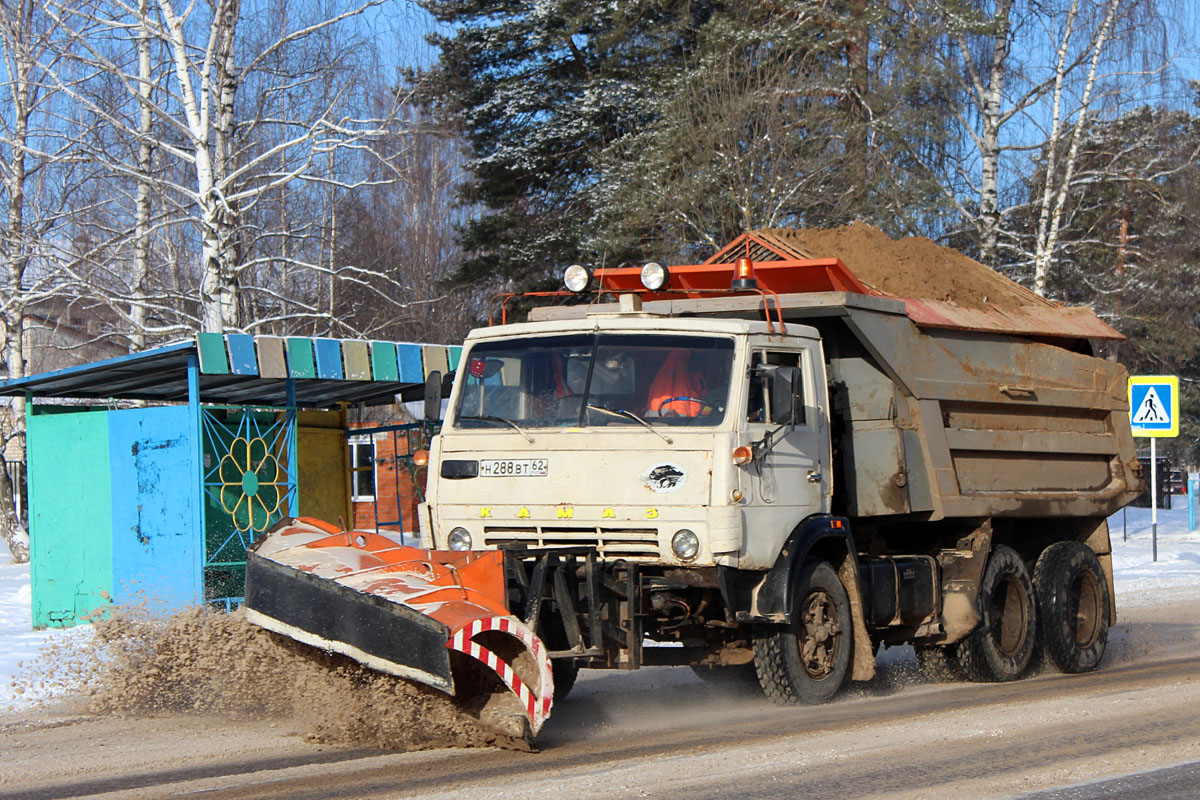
[[457, 414, 534, 443], [586, 404, 673, 445]]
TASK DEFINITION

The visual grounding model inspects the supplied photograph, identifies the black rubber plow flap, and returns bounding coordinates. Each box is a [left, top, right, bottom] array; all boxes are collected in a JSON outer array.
[[239, 519, 556, 736], [244, 551, 456, 692]]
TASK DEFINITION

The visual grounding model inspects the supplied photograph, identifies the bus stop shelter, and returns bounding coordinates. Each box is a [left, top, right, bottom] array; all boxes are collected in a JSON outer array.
[[0, 333, 459, 627]]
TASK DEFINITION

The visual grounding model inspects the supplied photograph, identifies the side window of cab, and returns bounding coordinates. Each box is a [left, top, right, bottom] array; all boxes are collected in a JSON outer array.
[[746, 350, 806, 425]]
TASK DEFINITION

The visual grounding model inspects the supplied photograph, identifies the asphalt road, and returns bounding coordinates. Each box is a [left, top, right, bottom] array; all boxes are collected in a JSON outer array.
[[2, 596, 1198, 800]]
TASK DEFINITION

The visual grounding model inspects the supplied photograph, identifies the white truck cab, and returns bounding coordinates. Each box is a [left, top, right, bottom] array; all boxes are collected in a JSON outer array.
[[420, 313, 830, 573]]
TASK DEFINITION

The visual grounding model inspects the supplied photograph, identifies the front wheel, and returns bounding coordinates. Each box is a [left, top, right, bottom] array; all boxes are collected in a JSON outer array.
[[551, 661, 580, 702], [1033, 541, 1110, 674], [754, 561, 852, 705], [957, 544, 1037, 682]]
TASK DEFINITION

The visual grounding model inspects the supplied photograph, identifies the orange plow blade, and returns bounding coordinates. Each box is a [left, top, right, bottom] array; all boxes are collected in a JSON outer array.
[[243, 518, 554, 735]]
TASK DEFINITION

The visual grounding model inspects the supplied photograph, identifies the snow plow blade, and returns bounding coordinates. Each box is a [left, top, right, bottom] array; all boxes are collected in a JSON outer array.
[[243, 518, 554, 735]]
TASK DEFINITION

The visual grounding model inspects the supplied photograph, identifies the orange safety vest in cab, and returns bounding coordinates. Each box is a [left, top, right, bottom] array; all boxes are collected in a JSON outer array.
[[647, 350, 706, 417]]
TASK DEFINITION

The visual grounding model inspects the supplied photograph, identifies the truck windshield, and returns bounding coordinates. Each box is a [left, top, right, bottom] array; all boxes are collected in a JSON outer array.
[[453, 334, 735, 429]]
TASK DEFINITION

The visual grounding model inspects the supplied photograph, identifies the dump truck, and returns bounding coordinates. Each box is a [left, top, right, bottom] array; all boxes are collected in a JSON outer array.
[[244, 231, 1140, 738]]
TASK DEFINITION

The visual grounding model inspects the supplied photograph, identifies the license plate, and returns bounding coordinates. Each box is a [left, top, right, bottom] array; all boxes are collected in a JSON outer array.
[[479, 458, 548, 477]]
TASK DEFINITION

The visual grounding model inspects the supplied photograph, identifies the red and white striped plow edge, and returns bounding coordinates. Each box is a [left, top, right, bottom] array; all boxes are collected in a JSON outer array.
[[446, 615, 555, 735]]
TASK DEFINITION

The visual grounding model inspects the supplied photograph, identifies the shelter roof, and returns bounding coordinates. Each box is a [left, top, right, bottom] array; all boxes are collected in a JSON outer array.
[[0, 334, 460, 408]]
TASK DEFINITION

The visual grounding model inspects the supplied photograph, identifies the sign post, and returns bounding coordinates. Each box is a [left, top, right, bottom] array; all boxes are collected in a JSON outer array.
[[1128, 375, 1179, 561]]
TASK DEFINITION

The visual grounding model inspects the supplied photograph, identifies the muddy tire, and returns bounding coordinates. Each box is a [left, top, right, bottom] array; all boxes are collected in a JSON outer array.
[[1033, 541, 1110, 674], [957, 545, 1037, 682], [753, 561, 852, 705], [914, 644, 962, 683], [551, 661, 579, 702]]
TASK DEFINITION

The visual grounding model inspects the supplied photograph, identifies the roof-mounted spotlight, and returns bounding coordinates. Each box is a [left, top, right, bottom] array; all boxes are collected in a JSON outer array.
[[563, 264, 592, 293], [731, 257, 758, 290], [640, 262, 670, 291]]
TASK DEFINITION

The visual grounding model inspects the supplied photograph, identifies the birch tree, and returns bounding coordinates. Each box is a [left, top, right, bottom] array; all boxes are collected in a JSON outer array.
[[0, 0, 86, 562], [51, 0, 409, 335], [940, 0, 1171, 277]]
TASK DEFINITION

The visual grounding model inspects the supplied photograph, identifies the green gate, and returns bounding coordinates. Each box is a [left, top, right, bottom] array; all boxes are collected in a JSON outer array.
[[201, 407, 297, 607]]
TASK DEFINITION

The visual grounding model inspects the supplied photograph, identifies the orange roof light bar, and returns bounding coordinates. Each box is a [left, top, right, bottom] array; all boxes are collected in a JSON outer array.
[[593, 257, 873, 301]]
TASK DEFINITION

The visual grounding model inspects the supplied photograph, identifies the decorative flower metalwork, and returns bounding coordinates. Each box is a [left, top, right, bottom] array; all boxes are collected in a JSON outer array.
[[218, 436, 286, 532]]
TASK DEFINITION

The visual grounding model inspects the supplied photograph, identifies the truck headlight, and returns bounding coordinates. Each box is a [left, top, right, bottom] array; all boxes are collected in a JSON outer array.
[[563, 264, 591, 292], [447, 527, 472, 551], [671, 529, 699, 561], [640, 262, 670, 291]]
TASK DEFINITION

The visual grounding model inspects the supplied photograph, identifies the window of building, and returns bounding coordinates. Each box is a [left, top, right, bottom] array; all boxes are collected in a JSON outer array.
[[349, 435, 376, 502]]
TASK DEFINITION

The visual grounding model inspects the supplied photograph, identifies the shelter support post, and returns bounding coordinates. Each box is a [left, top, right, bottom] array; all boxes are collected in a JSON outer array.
[[188, 354, 204, 603]]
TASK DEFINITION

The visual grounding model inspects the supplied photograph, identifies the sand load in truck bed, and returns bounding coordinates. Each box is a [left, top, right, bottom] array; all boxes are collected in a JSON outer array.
[[748, 223, 1118, 340]]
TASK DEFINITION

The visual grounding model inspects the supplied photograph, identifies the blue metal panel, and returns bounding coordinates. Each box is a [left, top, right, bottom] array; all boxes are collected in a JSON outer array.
[[226, 334, 259, 376], [313, 339, 344, 380], [397, 343, 424, 383], [109, 405, 201, 610]]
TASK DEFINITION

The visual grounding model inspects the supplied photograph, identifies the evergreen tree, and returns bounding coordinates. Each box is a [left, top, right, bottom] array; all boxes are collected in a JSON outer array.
[[418, 0, 718, 284], [589, 1, 962, 265], [418, 1, 961, 282]]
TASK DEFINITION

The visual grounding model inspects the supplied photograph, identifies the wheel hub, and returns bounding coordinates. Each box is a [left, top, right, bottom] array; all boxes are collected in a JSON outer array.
[[800, 590, 841, 678]]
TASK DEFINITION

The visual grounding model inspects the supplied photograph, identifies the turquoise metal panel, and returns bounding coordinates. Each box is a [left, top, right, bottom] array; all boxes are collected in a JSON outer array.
[[27, 407, 113, 628], [109, 406, 200, 610], [196, 332, 230, 374], [448, 346, 463, 371], [226, 334, 259, 376], [313, 339, 343, 380], [371, 342, 399, 381], [286, 338, 316, 378], [397, 343, 423, 383]]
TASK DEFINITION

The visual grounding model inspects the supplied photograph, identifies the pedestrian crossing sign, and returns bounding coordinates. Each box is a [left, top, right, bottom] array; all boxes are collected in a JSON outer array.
[[1128, 375, 1179, 437]]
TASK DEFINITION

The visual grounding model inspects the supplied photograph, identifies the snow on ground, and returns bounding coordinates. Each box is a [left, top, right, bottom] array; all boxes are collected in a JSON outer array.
[[1, 499, 1199, 710]]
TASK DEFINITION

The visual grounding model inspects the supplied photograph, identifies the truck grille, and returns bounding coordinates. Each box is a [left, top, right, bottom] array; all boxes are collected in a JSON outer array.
[[482, 526, 661, 561]]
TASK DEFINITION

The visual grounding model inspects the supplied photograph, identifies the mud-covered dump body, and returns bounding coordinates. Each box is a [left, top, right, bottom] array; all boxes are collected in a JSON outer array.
[[533, 290, 1140, 522]]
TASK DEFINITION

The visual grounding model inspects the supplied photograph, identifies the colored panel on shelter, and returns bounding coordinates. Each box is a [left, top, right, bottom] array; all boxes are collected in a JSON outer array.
[[342, 341, 371, 381], [370, 342, 399, 381], [296, 413, 350, 525], [109, 406, 200, 610], [286, 338, 316, 378], [448, 346, 463, 371], [256, 337, 287, 379], [28, 408, 113, 628], [423, 345, 449, 378], [226, 334, 259, 376], [196, 332, 230, 375], [397, 344, 424, 383], [313, 339, 343, 380]]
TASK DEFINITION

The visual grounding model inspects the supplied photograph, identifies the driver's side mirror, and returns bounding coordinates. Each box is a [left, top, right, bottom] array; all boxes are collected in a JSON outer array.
[[424, 370, 443, 423], [769, 366, 804, 426]]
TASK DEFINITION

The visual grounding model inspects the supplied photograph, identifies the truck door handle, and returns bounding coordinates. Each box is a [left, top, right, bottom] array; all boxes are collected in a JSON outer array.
[[807, 470, 822, 483]]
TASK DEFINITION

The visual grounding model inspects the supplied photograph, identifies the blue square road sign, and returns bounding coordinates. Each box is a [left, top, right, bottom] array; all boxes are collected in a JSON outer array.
[[1128, 376, 1179, 437]]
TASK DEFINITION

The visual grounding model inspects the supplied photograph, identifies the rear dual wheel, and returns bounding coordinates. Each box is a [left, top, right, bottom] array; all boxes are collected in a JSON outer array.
[[957, 545, 1037, 682], [1033, 541, 1110, 674], [754, 561, 852, 705]]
